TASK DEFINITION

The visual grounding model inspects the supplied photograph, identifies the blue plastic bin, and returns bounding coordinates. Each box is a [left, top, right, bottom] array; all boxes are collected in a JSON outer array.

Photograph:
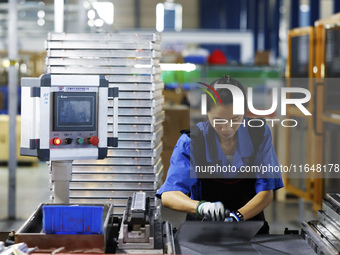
[[42, 205, 104, 234]]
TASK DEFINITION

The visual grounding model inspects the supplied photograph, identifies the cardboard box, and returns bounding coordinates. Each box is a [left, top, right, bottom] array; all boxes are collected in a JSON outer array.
[[255, 51, 270, 66], [162, 106, 190, 151], [161, 106, 190, 183], [163, 89, 186, 105], [0, 115, 37, 163]]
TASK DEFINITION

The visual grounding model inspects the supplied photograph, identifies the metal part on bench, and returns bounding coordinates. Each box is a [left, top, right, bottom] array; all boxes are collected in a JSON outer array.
[[174, 221, 314, 255], [162, 221, 175, 255], [301, 193, 340, 255], [327, 193, 340, 208], [301, 221, 339, 255], [118, 192, 154, 249], [177, 233, 314, 255]]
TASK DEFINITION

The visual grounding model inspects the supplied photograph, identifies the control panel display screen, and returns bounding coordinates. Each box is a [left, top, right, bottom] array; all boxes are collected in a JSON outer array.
[[54, 92, 96, 131], [60, 100, 91, 123]]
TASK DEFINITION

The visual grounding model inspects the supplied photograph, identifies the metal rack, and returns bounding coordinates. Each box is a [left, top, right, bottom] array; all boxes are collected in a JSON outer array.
[[313, 13, 340, 210], [285, 26, 315, 202], [45, 32, 163, 215]]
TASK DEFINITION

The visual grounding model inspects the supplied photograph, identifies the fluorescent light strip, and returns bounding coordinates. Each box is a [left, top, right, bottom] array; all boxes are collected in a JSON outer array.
[[156, 3, 164, 32], [159, 63, 196, 72], [134, 63, 196, 72]]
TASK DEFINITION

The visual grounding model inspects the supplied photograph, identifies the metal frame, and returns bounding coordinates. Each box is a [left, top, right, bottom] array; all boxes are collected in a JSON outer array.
[[46, 33, 164, 215], [114, 97, 164, 108], [285, 26, 315, 201], [47, 49, 161, 59], [47, 66, 161, 75], [45, 57, 160, 67], [45, 41, 160, 50], [20, 74, 115, 161], [46, 33, 162, 42], [72, 158, 163, 174]]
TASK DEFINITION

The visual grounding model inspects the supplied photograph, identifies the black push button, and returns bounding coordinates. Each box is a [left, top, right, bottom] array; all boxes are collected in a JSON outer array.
[[65, 138, 73, 144]]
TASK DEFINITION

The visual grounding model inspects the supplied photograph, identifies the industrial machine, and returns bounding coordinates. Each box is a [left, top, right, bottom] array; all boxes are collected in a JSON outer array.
[[115, 192, 315, 255], [118, 192, 158, 250], [45, 33, 163, 215], [302, 193, 340, 254], [20, 74, 119, 203], [11, 189, 320, 254]]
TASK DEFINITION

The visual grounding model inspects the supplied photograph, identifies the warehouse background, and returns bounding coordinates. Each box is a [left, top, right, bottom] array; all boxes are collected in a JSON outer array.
[[0, 0, 339, 236]]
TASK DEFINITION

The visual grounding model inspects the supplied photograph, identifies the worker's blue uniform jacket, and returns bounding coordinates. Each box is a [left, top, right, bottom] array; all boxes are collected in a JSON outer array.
[[157, 118, 283, 200], [156, 118, 284, 233]]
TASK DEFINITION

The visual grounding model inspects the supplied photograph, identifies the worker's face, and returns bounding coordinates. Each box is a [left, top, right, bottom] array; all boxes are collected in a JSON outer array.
[[207, 104, 244, 140]]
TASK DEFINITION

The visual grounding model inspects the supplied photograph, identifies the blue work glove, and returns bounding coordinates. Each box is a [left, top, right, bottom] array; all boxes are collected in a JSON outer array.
[[196, 201, 225, 221], [225, 210, 244, 222]]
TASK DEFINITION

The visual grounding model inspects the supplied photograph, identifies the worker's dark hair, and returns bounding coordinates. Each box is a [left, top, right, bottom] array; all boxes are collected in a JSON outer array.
[[206, 75, 248, 112]]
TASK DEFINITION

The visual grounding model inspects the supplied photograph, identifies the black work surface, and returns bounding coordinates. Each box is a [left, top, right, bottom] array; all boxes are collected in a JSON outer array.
[[175, 234, 314, 255]]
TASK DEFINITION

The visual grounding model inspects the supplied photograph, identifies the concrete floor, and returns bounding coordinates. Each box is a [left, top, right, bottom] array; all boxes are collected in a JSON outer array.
[[0, 162, 51, 231], [0, 162, 317, 235]]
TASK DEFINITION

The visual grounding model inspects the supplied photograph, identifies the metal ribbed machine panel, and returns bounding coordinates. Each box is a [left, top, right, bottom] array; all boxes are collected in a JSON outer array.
[[301, 193, 340, 254], [45, 33, 163, 216]]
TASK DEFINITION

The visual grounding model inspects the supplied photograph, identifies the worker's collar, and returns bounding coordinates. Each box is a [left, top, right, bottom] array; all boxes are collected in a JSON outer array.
[[196, 119, 255, 167], [211, 117, 254, 169]]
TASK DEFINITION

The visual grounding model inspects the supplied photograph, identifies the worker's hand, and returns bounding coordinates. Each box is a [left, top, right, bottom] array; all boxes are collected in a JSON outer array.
[[225, 210, 244, 222], [196, 201, 225, 221]]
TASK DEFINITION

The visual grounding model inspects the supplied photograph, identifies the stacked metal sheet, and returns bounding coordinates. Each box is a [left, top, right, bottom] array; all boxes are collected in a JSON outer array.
[[301, 193, 340, 255], [45, 33, 164, 215]]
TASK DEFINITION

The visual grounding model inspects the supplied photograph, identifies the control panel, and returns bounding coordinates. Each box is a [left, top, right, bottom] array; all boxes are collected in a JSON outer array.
[[50, 90, 99, 149], [50, 133, 99, 147], [20, 74, 118, 161]]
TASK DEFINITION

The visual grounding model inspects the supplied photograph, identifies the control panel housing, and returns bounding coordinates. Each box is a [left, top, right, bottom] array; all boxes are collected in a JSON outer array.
[[20, 74, 118, 161]]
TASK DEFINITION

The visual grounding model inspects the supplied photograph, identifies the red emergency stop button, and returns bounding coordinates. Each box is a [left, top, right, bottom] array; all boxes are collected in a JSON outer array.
[[89, 136, 99, 146], [53, 138, 61, 145]]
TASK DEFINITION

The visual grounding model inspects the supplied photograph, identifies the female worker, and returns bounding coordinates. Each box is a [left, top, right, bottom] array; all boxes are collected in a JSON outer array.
[[156, 76, 284, 234]]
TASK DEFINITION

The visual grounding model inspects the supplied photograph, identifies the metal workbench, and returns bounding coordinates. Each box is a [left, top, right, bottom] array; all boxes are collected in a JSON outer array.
[[175, 234, 315, 255]]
